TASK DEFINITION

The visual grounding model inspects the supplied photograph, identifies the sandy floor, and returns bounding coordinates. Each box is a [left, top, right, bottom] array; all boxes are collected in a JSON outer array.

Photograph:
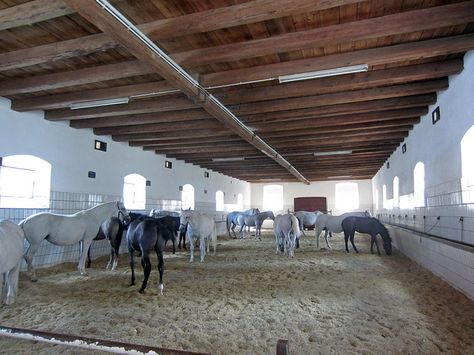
[[0, 230, 473, 355]]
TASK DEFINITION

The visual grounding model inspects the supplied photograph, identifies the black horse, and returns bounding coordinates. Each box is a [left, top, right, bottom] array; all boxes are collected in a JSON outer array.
[[126, 218, 175, 294], [87, 216, 124, 270], [341, 216, 392, 256]]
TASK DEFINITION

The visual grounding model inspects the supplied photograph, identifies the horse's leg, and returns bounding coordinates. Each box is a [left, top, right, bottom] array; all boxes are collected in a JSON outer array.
[[200, 236, 206, 262], [324, 230, 332, 249], [24, 241, 42, 282], [128, 246, 135, 286], [344, 232, 350, 253], [155, 241, 164, 295], [106, 248, 114, 270], [139, 254, 151, 293], [315, 226, 322, 249], [350, 232, 358, 253], [78, 238, 93, 276], [372, 234, 381, 256], [2, 262, 20, 305], [188, 234, 194, 263], [86, 246, 92, 268]]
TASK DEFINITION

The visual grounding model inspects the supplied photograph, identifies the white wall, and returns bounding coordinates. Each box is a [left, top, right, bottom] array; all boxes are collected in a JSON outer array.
[[251, 180, 373, 215], [372, 50, 474, 299], [0, 97, 251, 212]]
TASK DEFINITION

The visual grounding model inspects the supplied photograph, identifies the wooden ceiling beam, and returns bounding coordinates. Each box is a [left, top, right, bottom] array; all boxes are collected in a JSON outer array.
[[0, 0, 73, 31], [231, 79, 447, 116], [0, 61, 155, 96], [132, 136, 244, 148], [174, 1, 474, 68], [46, 95, 199, 121], [93, 119, 224, 136], [155, 146, 259, 155], [69, 109, 211, 129], [10, 59, 460, 112], [243, 94, 436, 123], [0, 0, 358, 70], [254, 108, 425, 133], [111, 129, 232, 142], [201, 34, 474, 87], [12, 81, 177, 112], [215, 60, 462, 105]]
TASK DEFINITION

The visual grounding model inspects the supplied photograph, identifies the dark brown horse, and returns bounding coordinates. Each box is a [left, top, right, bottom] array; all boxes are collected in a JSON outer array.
[[341, 216, 392, 256]]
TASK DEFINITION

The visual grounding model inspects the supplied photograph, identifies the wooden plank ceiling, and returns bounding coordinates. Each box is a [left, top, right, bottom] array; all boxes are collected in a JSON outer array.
[[1, 0, 473, 183]]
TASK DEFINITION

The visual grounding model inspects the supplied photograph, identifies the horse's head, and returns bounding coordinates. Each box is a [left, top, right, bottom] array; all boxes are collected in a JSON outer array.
[[117, 201, 131, 225], [381, 229, 392, 256], [269, 211, 275, 220], [179, 211, 193, 232]]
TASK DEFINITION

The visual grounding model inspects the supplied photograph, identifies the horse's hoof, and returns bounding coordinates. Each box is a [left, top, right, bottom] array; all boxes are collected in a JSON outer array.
[[138, 289, 145, 294], [158, 284, 164, 295]]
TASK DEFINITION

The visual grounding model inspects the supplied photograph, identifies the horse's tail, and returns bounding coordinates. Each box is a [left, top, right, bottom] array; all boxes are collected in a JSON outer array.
[[290, 214, 300, 239], [226, 214, 231, 237]]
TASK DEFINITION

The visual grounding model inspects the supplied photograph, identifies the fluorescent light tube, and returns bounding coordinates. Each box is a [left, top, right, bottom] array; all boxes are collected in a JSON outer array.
[[314, 150, 352, 156], [278, 64, 369, 83], [327, 175, 352, 179], [212, 157, 245, 162], [70, 97, 129, 110]]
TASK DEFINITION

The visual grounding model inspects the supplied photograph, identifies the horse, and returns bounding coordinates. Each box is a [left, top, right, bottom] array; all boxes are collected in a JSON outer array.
[[20, 201, 129, 281], [179, 210, 217, 263], [294, 211, 323, 237], [86, 216, 124, 270], [126, 218, 174, 294], [342, 216, 392, 256], [226, 208, 260, 238], [314, 211, 370, 249], [0, 220, 25, 305], [273, 214, 301, 257], [238, 210, 275, 240]]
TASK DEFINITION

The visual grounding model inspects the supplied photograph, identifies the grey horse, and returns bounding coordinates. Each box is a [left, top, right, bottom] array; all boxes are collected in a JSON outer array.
[[273, 214, 301, 257], [226, 208, 260, 238], [294, 210, 323, 237], [237, 210, 275, 240]]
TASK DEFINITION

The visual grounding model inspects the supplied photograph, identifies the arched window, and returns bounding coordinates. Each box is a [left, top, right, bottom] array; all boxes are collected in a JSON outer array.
[[215, 190, 224, 211], [335, 182, 359, 211], [123, 173, 146, 210], [181, 184, 195, 210], [461, 126, 474, 203], [236, 193, 243, 211], [374, 188, 379, 210], [263, 185, 283, 211], [393, 176, 399, 208], [382, 184, 387, 209], [414, 162, 425, 207], [0, 155, 51, 208]]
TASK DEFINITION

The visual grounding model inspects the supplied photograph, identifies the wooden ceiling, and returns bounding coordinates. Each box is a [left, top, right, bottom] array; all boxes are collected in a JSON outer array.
[[1, 0, 473, 183]]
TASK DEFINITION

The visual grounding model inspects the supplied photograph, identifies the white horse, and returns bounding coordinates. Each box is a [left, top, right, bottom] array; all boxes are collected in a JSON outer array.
[[273, 214, 301, 257], [314, 211, 370, 249], [179, 210, 217, 263], [0, 220, 25, 305], [294, 210, 323, 237], [21, 201, 129, 281]]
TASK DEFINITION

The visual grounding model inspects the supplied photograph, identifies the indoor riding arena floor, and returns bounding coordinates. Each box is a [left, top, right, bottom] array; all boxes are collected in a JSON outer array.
[[1, 230, 473, 355]]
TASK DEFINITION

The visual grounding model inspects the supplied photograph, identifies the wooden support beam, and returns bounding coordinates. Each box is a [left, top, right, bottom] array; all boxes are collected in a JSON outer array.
[[65, 0, 311, 184], [12, 60, 458, 112], [243, 94, 436, 123], [231, 80, 447, 116], [201, 34, 474, 87], [12, 81, 177, 112], [46, 95, 199, 121], [173, 1, 474, 67], [93, 119, 223, 136], [0, 61, 154, 96], [0, 0, 359, 71], [69, 109, 211, 129], [0, 0, 73, 31]]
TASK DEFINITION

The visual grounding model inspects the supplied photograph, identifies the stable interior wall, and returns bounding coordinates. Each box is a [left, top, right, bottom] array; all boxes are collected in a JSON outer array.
[[0, 97, 250, 266], [250, 180, 373, 215], [372, 50, 474, 299]]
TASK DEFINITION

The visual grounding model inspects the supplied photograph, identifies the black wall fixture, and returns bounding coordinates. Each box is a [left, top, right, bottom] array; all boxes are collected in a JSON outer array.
[[94, 140, 107, 152], [386, 162, 390, 169], [88, 171, 96, 178], [204, 171, 209, 178], [402, 143, 407, 154], [146, 180, 151, 186], [165, 160, 172, 169], [432, 106, 441, 124]]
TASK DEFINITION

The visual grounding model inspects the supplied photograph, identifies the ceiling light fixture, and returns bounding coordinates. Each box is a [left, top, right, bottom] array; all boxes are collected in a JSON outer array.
[[278, 64, 369, 83], [327, 175, 352, 179], [314, 150, 352, 156], [70, 97, 129, 110], [212, 157, 245, 162]]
